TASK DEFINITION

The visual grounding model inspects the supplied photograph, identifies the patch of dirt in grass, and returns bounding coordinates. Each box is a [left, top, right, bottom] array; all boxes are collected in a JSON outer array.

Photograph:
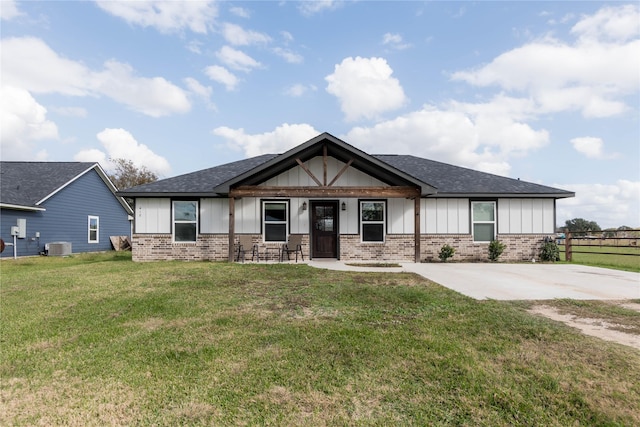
[[529, 304, 640, 350], [0, 372, 141, 426]]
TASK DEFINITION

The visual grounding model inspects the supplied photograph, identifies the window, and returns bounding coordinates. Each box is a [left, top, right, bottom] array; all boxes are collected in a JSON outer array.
[[88, 216, 99, 243], [361, 201, 385, 242], [173, 201, 198, 242], [472, 201, 496, 242], [263, 201, 288, 242]]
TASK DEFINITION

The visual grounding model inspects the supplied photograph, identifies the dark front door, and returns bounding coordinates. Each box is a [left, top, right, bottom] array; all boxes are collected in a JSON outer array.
[[311, 201, 338, 258]]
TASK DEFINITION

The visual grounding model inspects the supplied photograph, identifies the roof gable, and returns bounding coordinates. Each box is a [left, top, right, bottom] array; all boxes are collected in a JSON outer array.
[[0, 162, 133, 213], [212, 132, 436, 195]]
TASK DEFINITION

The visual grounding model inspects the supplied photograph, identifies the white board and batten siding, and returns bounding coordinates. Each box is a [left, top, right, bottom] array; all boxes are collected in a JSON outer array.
[[498, 198, 555, 234], [422, 199, 470, 234], [135, 198, 170, 233]]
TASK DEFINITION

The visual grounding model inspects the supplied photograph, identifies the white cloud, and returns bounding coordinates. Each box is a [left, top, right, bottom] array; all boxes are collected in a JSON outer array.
[[184, 77, 214, 109], [344, 100, 550, 177], [571, 4, 639, 43], [212, 124, 319, 157], [92, 60, 191, 117], [74, 128, 171, 176], [451, 4, 640, 118], [325, 56, 407, 122], [298, 1, 343, 16], [382, 33, 411, 50], [204, 65, 239, 91], [556, 180, 640, 228], [1, 37, 92, 96], [221, 23, 271, 45], [273, 47, 303, 64], [570, 136, 605, 159], [1, 37, 191, 117], [216, 45, 262, 72], [0, 0, 22, 20], [0, 85, 58, 160], [95, 0, 218, 34], [229, 6, 250, 18], [284, 84, 316, 97]]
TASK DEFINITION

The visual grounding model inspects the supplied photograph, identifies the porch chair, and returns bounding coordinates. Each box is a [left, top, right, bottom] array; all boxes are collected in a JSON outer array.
[[235, 235, 259, 262], [281, 234, 304, 262]]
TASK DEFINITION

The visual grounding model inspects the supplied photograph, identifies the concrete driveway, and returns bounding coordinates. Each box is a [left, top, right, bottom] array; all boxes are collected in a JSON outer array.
[[401, 263, 640, 300], [307, 260, 640, 300]]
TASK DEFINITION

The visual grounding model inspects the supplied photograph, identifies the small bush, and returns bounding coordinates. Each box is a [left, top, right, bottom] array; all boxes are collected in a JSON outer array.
[[540, 238, 560, 262], [488, 240, 506, 261], [438, 244, 456, 262]]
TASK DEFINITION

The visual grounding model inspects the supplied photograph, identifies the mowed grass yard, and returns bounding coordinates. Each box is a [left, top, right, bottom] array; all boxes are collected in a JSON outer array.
[[1, 253, 639, 426]]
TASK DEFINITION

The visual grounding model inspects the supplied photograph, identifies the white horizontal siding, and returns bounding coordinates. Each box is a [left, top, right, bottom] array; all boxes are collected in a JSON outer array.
[[135, 198, 170, 233], [498, 198, 555, 234], [423, 198, 469, 234]]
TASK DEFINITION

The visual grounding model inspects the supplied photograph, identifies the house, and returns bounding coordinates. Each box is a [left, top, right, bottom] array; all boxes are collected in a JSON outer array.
[[0, 162, 133, 258], [118, 133, 574, 263]]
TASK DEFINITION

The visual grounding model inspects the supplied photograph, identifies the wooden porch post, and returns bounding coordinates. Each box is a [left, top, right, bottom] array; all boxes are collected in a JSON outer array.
[[228, 197, 235, 262], [414, 197, 421, 263]]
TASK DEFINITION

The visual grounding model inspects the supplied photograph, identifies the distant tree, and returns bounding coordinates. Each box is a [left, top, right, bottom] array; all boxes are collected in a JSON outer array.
[[563, 218, 601, 233], [107, 158, 158, 190]]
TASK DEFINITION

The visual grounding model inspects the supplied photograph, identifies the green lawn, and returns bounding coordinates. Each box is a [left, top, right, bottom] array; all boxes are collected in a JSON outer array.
[[559, 245, 640, 272], [2, 252, 639, 426]]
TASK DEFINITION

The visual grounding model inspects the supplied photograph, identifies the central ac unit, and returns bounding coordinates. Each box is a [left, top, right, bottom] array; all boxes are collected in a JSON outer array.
[[47, 242, 72, 256]]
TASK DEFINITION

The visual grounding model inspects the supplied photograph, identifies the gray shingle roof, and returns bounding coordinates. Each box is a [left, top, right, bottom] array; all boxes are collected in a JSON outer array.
[[117, 133, 572, 198], [375, 155, 573, 196], [119, 154, 277, 196], [0, 162, 98, 208]]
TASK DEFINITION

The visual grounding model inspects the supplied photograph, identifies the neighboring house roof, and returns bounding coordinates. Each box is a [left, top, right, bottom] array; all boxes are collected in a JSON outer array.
[[118, 133, 574, 199], [0, 162, 133, 213]]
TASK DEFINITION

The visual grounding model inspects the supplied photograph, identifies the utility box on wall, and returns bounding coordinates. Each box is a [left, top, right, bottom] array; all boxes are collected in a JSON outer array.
[[16, 219, 26, 238]]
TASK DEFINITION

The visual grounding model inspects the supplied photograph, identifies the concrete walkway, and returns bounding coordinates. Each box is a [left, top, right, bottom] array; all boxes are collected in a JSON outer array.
[[306, 260, 640, 301]]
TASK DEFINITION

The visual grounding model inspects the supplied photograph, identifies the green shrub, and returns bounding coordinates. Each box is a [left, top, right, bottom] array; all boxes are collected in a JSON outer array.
[[438, 244, 456, 262], [488, 240, 506, 261], [540, 239, 560, 262]]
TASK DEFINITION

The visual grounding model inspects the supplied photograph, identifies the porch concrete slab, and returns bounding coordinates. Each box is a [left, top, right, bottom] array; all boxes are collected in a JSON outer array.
[[307, 260, 640, 301]]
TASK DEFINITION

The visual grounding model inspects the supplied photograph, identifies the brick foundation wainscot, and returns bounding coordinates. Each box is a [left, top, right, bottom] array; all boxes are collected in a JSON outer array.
[[421, 234, 554, 262], [132, 234, 230, 261], [338, 234, 415, 262]]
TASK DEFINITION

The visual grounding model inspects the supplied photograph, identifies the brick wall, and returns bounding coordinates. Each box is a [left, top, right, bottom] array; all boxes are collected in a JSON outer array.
[[132, 234, 229, 261], [339, 234, 415, 262], [421, 234, 551, 262], [133, 233, 551, 262]]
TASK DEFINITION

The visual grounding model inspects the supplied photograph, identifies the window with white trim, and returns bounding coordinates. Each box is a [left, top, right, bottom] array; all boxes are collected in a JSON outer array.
[[173, 201, 198, 242], [361, 201, 385, 242], [88, 215, 99, 243], [263, 201, 288, 242], [472, 201, 496, 242]]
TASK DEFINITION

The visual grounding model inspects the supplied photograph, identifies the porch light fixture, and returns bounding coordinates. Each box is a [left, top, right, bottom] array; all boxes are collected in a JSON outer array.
[[341, 202, 347, 211], [302, 201, 307, 211]]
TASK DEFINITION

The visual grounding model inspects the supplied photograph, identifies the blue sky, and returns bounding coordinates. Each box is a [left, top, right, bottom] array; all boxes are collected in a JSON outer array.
[[1, 1, 638, 229]]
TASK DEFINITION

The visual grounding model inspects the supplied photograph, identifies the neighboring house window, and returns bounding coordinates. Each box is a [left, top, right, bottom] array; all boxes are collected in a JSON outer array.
[[263, 201, 288, 242], [88, 216, 99, 243], [173, 201, 198, 242], [472, 201, 496, 242], [361, 201, 385, 242]]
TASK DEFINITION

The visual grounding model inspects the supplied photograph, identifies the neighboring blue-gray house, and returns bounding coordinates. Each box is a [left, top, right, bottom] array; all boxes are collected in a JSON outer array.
[[0, 162, 133, 258]]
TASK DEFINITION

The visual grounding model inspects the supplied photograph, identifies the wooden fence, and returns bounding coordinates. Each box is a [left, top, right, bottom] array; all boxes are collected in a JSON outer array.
[[562, 229, 640, 261]]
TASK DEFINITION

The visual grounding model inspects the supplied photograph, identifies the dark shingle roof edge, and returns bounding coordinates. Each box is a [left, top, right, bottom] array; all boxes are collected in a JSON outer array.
[[117, 152, 574, 198]]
